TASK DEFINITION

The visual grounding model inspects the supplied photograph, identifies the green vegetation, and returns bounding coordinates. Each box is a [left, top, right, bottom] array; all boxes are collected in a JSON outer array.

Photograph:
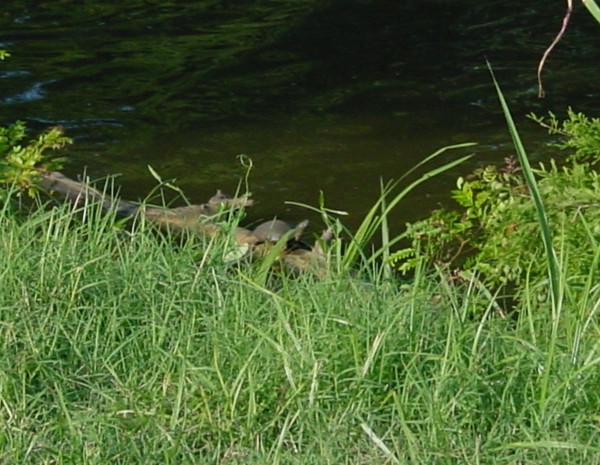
[[393, 106, 600, 310], [1, 183, 600, 464], [2, 39, 600, 463], [2, 102, 600, 463], [0, 121, 71, 196], [529, 109, 600, 167]]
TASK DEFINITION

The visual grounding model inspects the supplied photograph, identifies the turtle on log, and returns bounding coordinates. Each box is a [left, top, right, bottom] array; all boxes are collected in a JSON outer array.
[[36, 170, 329, 274], [253, 218, 309, 245]]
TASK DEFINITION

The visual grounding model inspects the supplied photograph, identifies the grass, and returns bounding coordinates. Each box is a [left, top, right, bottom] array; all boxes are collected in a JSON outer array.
[[1, 192, 600, 465], [1, 71, 599, 462]]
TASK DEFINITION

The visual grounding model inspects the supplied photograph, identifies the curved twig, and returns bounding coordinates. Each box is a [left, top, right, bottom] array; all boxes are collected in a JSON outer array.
[[537, 0, 573, 98]]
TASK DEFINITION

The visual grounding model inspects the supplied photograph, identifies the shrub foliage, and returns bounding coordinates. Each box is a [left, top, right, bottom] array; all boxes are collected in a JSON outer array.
[[392, 110, 600, 303]]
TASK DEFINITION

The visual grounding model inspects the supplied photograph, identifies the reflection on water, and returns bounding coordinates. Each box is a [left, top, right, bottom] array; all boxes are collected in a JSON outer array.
[[1, 0, 598, 232], [2, 80, 46, 104]]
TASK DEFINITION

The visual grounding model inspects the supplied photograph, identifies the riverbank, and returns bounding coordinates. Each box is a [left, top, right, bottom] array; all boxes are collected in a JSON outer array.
[[1, 193, 599, 464]]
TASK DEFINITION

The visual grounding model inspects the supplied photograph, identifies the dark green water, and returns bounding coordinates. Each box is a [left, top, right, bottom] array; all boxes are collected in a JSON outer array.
[[1, 0, 599, 230]]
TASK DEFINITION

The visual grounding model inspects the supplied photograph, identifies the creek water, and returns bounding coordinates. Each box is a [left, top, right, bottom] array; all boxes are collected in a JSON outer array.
[[1, 0, 599, 232]]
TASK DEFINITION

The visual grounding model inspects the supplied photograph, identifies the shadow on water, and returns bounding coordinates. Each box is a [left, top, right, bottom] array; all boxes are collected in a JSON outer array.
[[1, 0, 599, 231]]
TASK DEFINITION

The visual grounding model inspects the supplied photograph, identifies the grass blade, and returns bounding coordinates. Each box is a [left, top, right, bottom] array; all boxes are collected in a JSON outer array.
[[583, 0, 600, 24], [487, 61, 560, 309], [343, 146, 475, 271]]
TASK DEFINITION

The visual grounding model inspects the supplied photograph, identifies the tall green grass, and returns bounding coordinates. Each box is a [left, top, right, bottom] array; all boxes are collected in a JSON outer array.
[[286, 142, 476, 279], [342, 143, 475, 273], [1, 185, 600, 464], [488, 62, 560, 311]]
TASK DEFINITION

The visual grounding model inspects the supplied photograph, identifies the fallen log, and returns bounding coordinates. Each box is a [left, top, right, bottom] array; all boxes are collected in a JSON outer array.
[[36, 170, 329, 274], [38, 170, 257, 241]]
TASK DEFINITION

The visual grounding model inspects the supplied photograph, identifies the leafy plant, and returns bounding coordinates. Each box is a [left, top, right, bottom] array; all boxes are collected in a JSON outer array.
[[529, 108, 600, 166], [1, 52, 71, 196], [0, 121, 71, 196], [390, 157, 529, 278], [392, 107, 600, 306]]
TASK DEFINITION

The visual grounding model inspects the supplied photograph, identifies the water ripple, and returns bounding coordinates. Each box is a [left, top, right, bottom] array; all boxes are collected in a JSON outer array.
[[2, 81, 46, 104], [25, 117, 125, 129]]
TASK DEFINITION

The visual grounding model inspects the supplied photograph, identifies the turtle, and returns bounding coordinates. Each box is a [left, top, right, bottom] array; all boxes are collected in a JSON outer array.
[[252, 218, 309, 243]]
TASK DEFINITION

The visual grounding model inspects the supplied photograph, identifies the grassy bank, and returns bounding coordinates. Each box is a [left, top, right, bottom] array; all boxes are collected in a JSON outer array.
[[1, 196, 599, 465]]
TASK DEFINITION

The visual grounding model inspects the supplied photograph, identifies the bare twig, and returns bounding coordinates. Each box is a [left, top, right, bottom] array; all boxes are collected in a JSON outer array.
[[537, 0, 573, 98]]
